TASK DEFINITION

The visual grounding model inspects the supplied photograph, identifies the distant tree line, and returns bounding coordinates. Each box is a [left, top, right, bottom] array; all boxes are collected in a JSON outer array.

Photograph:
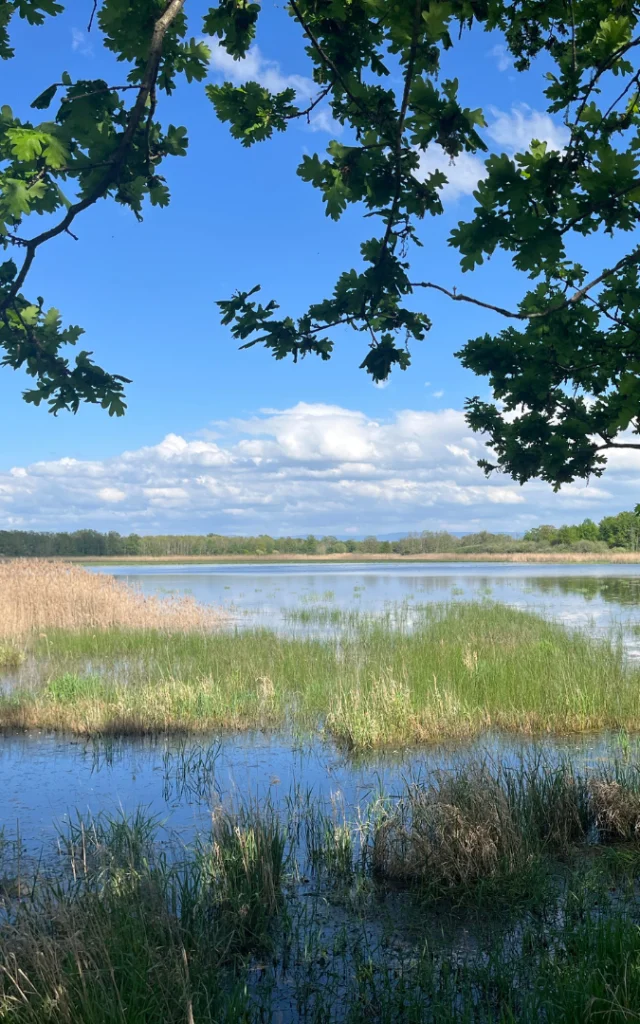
[[0, 511, 638, 558]]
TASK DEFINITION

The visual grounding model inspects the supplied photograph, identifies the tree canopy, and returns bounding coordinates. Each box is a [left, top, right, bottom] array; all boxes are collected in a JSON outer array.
[[2, 0, 640, 489], [0, 508, 638, 556]]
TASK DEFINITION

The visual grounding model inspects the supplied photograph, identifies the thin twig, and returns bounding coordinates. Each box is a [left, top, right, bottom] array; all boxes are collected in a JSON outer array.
[[284, 83, 333, 123], [596, 440, 640, 451], [0, 231, 29, 247], [569, 0, 577, 73], [87, 0, 98, 33], [573, 36, 640, 128], [411, 247, 640, 320], [288, 0, 372, 123], [377, 0, 422, 268]]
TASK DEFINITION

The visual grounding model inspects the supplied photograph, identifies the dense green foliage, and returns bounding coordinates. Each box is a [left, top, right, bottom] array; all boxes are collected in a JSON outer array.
[[2, 1, 640, 488], [0, 508, 638, 556]]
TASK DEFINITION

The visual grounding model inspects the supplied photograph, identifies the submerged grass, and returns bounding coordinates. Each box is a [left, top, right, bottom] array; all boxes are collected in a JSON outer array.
[[3, 602, 640, 747]]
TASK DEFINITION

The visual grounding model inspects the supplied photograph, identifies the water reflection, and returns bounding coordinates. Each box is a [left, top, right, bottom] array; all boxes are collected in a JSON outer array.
[[1, 729, 638, 852], [524, 574, 640, 605], [92, 561, 640, 647]]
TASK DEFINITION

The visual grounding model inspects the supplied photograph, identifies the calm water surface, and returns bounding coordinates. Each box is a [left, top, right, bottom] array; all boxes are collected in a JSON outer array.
[[1, 730, 637, 852], [94, 560, 640, 647], [3, 561, 640, 848]]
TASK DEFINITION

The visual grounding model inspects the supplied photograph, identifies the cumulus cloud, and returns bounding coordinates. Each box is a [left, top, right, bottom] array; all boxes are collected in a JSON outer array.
[[489, 43, 511, 72], [416, 144, 487, 200], [209, 41, 315, 99], [487, 103, 569, 154], [208, 42, 340, 134], [98, 488, 126, 504], [0, 404, 636, 535], [414, 104, 568, 202]]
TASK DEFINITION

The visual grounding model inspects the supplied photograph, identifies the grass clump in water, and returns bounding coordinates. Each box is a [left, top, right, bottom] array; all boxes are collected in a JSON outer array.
[[369, 759, 640, 907], [205, 802, 288, 958], [3, 602, 640, 747], [0, 806, 285, 1023]]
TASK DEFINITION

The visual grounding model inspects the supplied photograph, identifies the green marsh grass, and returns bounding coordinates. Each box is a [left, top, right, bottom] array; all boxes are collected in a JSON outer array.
[[5, 761, 640, 1021], [0, 643, 24, 671], [0, 807, 282, 1023], [2, 603, 640, 747]]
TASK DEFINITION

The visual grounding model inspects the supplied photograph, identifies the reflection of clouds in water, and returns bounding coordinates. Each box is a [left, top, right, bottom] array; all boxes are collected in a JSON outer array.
[[4, 728, 640, 855], [98, 563, 640, 654]]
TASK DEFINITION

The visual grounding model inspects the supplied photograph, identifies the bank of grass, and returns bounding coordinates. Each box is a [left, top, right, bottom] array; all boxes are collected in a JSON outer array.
[[71, 551, 640, 563], [1, 602, 639, 747], [4, 761, 640, 1021]]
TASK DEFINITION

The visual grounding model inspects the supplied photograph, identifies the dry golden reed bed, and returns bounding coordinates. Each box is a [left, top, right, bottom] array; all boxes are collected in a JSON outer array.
[[0, 560, 225, 638], [67, 552, 640, 563]]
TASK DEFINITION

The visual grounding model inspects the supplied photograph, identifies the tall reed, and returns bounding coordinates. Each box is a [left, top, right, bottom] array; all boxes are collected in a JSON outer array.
[[0, 559, 225, 638]]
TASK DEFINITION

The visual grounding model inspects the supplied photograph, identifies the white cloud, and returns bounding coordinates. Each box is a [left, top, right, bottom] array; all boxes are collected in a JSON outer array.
[[209, 42, 315, 99], [432, 389, 444, 398], [208, 41, 340, 134], [307, 108, 342, 134], [416, 144, 487, 200], [0, 403, 636, 535], [71, 28, 93, 56], [98, 487, 126, 504], [489, 43, 511, 72], [487, 103, 569, 154], [414, 104, 568, 202]]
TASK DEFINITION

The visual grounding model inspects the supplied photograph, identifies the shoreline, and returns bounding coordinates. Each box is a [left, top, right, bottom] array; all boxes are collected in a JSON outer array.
[[66, 551, 640, 566]]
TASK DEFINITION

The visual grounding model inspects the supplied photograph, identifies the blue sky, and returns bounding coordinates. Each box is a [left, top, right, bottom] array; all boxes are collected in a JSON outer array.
[[0, 3, 634, 536]]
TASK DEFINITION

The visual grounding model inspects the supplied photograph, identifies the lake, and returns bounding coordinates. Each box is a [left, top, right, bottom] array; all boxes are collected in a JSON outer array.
[[0, 560, 638, 850], [0, 561, 634, 856], [92, 559, 640, 650]]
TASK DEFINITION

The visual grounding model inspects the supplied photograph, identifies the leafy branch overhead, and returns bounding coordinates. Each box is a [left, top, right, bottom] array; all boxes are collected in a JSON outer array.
[[2, 1, 640, 489]]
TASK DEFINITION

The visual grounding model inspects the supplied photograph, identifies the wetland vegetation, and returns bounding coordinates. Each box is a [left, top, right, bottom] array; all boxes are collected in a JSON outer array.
[[2, 599, 640, 746], [3, 757, 640, 1021], [3, 559, 640, 1020]]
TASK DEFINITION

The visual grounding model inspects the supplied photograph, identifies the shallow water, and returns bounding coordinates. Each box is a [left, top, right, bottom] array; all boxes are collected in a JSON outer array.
[[92, 560, 640, 649], [2, 561, 640, 849], [1, 729, 637, 852]]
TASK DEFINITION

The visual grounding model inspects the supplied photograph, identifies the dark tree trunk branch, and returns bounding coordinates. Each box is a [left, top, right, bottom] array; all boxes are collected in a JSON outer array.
[[0, 0, 187, 315]]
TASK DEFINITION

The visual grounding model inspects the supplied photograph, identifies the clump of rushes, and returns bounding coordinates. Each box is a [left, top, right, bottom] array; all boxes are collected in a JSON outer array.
[[371, 760, 640, 900], [0, 807, 284, 1023], [3, 603, 640, 747], [203, 802, 288, 958], [590, 778, 640, 841]]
